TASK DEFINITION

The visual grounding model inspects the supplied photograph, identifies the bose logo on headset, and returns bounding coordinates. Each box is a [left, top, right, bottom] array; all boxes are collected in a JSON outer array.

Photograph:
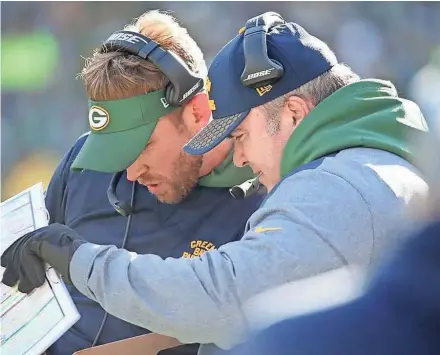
[[107, 32, 149, 45], [242, 68, 275, 82], [89, 106, 110, 131], [180, 81, 202, 102]]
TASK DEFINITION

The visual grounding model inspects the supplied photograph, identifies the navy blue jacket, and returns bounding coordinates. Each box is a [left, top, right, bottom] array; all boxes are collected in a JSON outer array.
[[45, 135, 264, 355]]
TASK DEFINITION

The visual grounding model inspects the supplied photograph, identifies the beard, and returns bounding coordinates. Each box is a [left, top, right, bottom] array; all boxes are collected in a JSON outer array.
[[140, 151, 203, 204]]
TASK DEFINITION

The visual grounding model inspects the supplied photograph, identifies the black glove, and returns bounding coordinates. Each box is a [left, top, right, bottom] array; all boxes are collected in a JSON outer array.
[[1, 223, 87, 293]]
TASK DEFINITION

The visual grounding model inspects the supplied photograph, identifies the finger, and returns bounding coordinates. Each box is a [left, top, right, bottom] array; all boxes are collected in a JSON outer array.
[[20, 241, 46, 287], [25, 254, 47, 288], [17, 275, 41, 294], [1, 236, 26, 286], [1, 233, 34, 268], [1, 249, 12, 268], [1, 238, 21, 267], [17, 278, 34, 294], [1, 264, 19, 287], [17, 256, 45, 294]]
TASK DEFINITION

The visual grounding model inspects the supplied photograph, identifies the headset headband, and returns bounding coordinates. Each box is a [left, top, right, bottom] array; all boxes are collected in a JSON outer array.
[[101, 30, 204, 105]]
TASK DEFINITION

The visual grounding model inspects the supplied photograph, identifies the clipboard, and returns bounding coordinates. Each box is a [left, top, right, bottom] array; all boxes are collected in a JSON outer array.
[[1, 183, 80, 355]]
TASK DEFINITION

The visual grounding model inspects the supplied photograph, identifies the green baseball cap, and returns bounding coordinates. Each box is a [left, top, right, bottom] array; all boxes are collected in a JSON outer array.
[[71, 89, 177, 173]]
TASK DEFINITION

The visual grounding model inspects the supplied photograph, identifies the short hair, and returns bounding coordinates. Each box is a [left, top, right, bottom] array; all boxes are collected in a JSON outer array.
[[264, 63, 360, 108], [80, 10, 207, 101], [262, 63, 361, 134]]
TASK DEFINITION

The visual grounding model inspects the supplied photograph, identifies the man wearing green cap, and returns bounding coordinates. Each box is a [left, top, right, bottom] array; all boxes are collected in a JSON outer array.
[[1, 11, 430, 353], [1, 11, 263, 355], [71, 19, 256, 204]]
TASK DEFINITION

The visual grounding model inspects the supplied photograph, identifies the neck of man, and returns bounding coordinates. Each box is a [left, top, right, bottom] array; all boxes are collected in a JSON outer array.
[[198, 139, 233, 178]]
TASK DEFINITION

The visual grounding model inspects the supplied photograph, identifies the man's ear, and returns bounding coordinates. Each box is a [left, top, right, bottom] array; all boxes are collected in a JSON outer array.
[[286, 96, 314, 126], [189, 92, 211, 127]]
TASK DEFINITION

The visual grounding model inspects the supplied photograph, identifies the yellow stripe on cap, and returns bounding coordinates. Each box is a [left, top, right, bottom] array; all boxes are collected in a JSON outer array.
[[238, 27, 245, 34]]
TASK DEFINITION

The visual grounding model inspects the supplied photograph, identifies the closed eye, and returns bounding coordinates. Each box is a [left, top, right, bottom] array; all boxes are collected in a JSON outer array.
[[236, 134, 246, 142], [229, 133, 246, 142]]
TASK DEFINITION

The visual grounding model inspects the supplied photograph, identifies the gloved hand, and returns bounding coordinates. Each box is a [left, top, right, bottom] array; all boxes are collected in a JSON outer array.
[[1, 223, 87, 293]]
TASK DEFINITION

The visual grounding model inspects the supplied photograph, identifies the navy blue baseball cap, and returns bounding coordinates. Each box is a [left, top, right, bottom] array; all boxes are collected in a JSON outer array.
[[184, 20, 338, 155]]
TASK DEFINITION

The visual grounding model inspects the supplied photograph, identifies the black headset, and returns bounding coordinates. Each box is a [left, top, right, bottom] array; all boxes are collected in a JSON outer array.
[[100, 30, 204, 105], [240, 12, 286, 88], [101, 26, 209, 217]]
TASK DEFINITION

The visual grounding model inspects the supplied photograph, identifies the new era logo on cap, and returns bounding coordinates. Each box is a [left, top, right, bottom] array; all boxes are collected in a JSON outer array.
[[256, 85, 273, 96], [184, 19, 338, 156]]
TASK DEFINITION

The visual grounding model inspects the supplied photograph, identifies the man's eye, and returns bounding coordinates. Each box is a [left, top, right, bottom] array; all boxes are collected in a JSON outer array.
[[233, 134, 245, 142]]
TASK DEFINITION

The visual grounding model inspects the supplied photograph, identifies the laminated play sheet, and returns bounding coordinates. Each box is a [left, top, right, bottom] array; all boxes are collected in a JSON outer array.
[[1, 183, 80, 355]]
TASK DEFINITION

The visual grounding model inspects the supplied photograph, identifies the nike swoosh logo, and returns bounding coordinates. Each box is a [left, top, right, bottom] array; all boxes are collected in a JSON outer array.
[[254, 227, 282, 233]]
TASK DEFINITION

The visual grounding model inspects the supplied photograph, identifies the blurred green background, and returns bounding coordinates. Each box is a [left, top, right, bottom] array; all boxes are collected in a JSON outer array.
[[1, 1, 440, 200]]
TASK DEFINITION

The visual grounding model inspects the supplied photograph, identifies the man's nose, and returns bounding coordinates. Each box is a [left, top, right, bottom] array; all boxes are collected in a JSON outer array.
[[126, 159, 147, 181], [232, 144, 247, 168]]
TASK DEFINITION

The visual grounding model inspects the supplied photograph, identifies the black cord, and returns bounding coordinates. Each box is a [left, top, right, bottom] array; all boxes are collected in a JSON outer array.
[[90, 181, 137, 347]]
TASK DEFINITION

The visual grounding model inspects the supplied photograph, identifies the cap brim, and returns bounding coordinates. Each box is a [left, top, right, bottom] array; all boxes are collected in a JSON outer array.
[[71, 122, 157, 173], [184, 110, 250, 155]]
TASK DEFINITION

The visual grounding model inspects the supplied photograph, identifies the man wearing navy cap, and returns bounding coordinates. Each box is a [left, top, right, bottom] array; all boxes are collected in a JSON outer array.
[[0, 12, 431, 353], [225, 128, 440, 355], [184, 12, 428, 193]]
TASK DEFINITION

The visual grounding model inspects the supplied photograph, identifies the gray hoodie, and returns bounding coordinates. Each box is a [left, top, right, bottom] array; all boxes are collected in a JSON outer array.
[[70, 80, 429, 350]]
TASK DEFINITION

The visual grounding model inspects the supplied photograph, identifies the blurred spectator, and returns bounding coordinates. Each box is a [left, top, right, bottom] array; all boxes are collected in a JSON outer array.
[[409, 46, 440, 122]]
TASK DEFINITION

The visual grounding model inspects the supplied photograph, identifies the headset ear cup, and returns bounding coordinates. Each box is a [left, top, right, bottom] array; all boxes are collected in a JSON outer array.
[[240, 52, 285, 88], [165, 83, 179, 106], [240, 13, 286, 88], [165, 82, 176, 105]]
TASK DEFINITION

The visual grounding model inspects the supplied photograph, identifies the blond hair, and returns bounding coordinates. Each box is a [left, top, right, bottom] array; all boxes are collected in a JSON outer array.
[[80, 10, 207, 101]]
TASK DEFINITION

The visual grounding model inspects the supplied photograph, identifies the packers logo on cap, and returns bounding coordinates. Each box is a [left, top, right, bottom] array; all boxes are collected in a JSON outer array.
[[89, 106, 110, 131]]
